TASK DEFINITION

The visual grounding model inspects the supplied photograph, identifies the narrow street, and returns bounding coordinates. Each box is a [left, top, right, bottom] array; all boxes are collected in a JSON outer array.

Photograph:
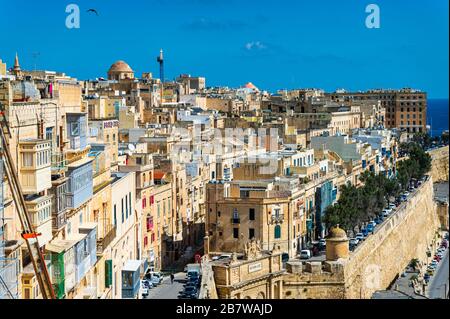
[[428, 249, 449, 299], [144, 272, 186, 299]]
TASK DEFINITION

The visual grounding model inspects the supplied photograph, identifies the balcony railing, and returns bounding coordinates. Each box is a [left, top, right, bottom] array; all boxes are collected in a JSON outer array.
[[52, 211, 67, 231], [97, 225, 116, 254], [231, 218, 240, 224], [271, 214, 284, 223], [51, 152, 67, 172]]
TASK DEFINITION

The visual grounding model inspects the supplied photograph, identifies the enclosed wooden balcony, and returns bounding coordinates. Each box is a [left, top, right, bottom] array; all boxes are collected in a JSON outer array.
[[18, 139, 52, 194]]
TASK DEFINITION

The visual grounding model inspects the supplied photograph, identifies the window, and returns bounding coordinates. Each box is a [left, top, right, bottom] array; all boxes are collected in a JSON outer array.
[[249, 228, 255, 239], [71, 122, 79, 136], [233, 208, 239, 219], [273, 208, 281, 217], [129, 192, 132, 217], [217, 211, 221, 217], [125, 195, 128, 219], [249, 208, 255, 221], [274, 225, 281, 239], [233, 228, 239, 239], [121, 198, 124, 223], [21, 153, 33, 167], [24, 288, 30, 299], [113, 205, 117, 225]]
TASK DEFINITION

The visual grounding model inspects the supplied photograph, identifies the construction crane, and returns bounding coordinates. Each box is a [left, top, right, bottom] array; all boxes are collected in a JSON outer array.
[[0, 103, 55, 299]]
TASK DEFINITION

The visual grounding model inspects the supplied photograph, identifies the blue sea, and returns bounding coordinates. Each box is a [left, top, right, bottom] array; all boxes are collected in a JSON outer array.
[[427, 99, 449, 137]]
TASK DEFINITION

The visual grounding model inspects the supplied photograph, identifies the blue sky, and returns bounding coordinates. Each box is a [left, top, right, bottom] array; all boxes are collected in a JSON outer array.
[[0, 0, 448, 97]]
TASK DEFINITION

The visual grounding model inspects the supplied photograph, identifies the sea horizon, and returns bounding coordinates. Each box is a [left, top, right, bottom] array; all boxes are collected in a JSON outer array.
[[427, 98, 449, 136]]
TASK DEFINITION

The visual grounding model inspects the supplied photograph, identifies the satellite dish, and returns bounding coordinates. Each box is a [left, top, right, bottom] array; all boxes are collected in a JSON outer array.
[[128, 144, 135, 151]]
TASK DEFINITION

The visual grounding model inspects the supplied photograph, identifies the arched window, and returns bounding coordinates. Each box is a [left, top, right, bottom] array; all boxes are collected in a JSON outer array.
[[274, 225, 281, 239]]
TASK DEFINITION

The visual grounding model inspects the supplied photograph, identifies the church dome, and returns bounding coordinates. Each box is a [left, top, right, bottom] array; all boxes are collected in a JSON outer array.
[[107, 60, 134, 80], [108, 60, 133, 73]]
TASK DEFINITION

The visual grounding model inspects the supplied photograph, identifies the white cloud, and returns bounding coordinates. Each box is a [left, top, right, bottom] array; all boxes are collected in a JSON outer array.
[[245, 41, 267, 51]]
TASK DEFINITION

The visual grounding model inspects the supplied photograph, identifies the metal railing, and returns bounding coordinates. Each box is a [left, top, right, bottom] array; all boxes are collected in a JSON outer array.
[[271, 214, 284, 223], [51, 152, 67, 171], [97, 226, 116, 254]]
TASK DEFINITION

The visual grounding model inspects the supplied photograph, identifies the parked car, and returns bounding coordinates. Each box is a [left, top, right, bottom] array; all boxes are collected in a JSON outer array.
[[282, 253, 290, 263], [349, 238, 359, 246], [300, 249, 311, 260], [212, 253, 232, 261], [403, 191, 410, 197], [361, 228, 369, 237], [142, 279, 153, 289], [388, 203, 396, 209], [184, 281, 198, 290], [187, 275, 200, 285], [140, 283, 149, 298], [187, 271, 200, 280], [382, 210, 390, 217], [147, 271, 164, 284], [367, 223, 375, 233], [355, 233, 364, 242], [182, 286, 198, 299], [319, 239, 326, 250]]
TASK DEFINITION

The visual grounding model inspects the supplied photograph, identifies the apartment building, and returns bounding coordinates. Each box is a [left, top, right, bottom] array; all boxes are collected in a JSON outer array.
[[327, 88, 427, 134]]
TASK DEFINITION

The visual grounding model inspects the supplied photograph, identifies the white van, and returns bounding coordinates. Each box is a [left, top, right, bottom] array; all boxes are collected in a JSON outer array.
[[300, 249, 311, 260]]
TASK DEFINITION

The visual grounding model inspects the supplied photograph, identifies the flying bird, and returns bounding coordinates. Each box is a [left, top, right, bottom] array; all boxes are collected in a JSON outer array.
[[86, 8, 99, 16]]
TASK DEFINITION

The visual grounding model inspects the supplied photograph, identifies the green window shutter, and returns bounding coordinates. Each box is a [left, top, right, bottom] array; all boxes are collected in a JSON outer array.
[[105, 259, 113, 288], [274, 225, 281, 239]]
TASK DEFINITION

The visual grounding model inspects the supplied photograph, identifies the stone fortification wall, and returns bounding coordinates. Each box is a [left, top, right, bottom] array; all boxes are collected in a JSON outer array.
[[429, 146, 449, 182], [283, 177, 441, 299]]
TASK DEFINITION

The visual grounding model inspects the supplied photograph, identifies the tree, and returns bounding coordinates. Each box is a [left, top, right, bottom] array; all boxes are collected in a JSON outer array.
[[441, 131, 449, 145], [411, 132, 432, 149], [323, 140, 431, 235]]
